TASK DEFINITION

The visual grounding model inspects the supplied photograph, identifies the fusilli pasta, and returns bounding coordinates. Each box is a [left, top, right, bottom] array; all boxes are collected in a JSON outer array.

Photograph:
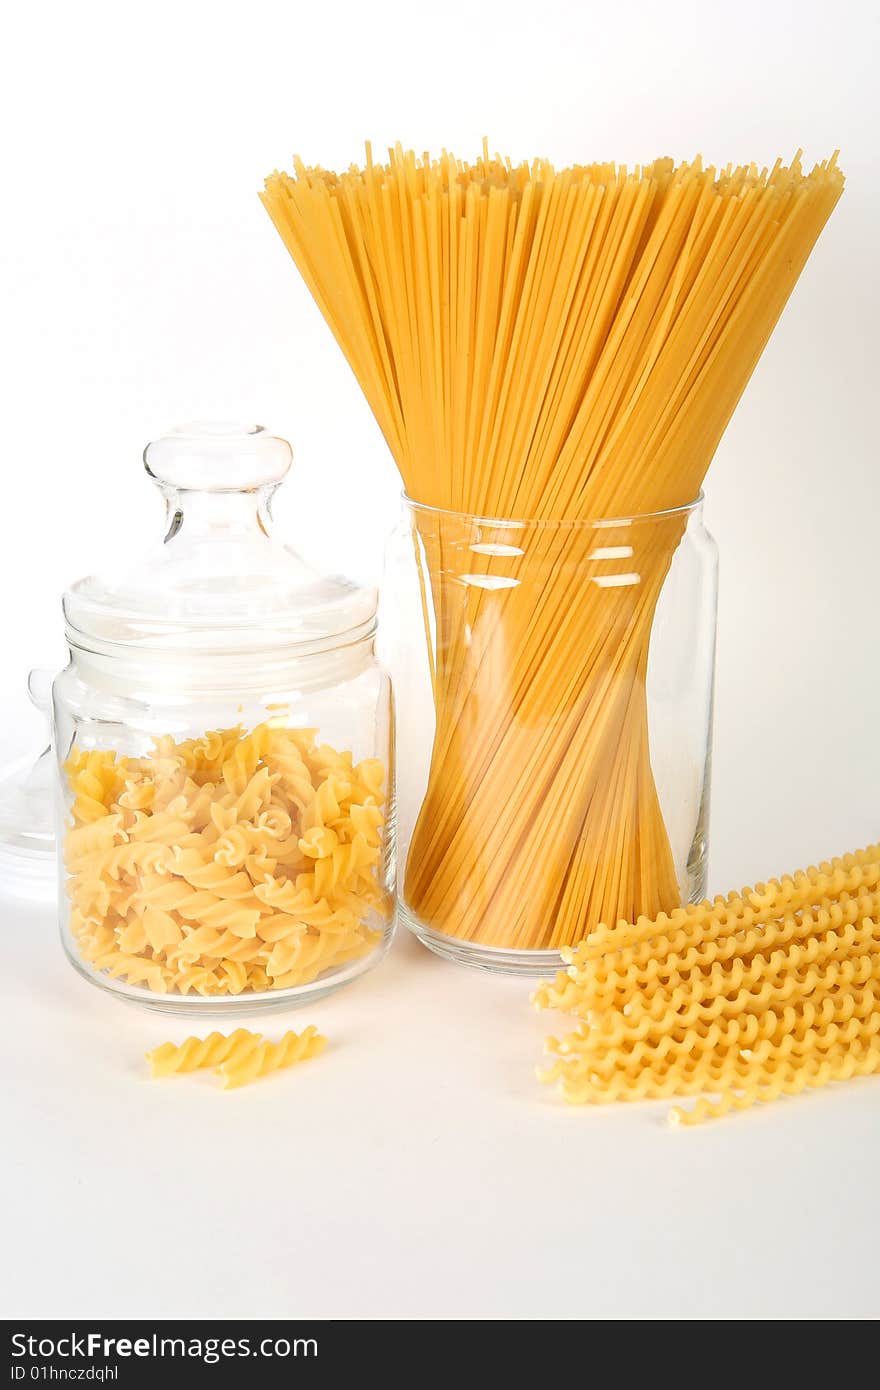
[[146, 1028, 261, 1076], [217, 1026, 326, 1089], [63, 723, 389, 996], [146, 1026, 326, 1088]]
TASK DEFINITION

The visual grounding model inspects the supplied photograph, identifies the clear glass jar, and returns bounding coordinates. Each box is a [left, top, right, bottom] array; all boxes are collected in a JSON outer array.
[[54, 424, 395, 1012], [383, 494, 717, 976]]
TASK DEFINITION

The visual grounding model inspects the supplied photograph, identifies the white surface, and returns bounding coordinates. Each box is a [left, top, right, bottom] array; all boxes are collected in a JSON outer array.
[[3, 895, 879, 1320], [1, 0, 879, 1321]]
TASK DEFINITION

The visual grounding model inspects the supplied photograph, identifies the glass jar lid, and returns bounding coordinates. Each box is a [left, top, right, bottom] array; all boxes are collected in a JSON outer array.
[[63, 423, 377, 659]]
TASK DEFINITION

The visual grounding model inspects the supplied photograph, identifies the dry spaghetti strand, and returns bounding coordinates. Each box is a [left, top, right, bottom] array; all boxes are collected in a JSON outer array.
[[262, 147, 843, 951]]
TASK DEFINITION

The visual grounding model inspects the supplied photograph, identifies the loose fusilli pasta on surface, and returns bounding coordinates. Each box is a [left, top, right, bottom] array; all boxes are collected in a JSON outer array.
[[146, 1028, 261, 1076], [534, 841, 880, 1124], [63, 722, 390, 998], [217, 1026, 326, 1089], [146, 1026, 326, 1088]]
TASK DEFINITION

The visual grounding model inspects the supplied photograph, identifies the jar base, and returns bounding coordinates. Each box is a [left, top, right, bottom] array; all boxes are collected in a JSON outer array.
[[399, 904, 565, 977], [62, 922, 395, 1016], [401, 854, 709, 977]]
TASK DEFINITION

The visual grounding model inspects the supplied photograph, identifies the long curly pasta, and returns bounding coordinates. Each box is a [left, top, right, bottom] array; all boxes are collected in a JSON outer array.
[[534, 841, 880, 1123], [63, 723, 390, 996]]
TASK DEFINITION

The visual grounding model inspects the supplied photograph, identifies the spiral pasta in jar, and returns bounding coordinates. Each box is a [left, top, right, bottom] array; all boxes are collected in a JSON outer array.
[[53, 424, 395, 1011]]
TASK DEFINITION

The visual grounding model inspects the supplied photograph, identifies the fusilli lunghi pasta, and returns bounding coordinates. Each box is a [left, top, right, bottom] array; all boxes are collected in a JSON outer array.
[[63, 723, 390, 996], [146, 1026, 326, 1088], [534, 842, 880, 1123]]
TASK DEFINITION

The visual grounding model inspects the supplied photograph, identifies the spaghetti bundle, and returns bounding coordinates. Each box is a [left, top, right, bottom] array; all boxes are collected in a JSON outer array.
[[262, 145, 843, 950], [534, 841, 880, 1123]]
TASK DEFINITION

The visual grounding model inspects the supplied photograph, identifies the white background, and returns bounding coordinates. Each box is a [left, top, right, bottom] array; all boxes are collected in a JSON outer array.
[[1, 0, 878, 1321]]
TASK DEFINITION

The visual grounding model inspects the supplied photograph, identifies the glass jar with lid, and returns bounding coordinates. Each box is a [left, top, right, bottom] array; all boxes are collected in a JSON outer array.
[[53, 423, 395, 1011]]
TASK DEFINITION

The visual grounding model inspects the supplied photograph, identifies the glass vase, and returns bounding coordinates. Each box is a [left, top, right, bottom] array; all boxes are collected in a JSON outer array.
[[384, 494, 717, 975]]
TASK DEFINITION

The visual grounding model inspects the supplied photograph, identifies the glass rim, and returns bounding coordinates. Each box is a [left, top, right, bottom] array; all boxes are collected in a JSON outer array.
[[401, 489, 704, 529]]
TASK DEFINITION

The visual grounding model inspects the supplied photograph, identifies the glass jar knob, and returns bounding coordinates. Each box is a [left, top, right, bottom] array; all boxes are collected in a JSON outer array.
[[144, 421, 292, 494]]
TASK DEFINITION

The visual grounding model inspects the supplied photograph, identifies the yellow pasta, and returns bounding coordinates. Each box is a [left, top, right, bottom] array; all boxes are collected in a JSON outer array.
[[534, 841, 880, 1123], [146, 1028, 261, 1077], [63, 723, 390, 995], [145, 1026, 326, 1088], [216, 1026, 326, 1089], [261, 144, 844, 952]]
